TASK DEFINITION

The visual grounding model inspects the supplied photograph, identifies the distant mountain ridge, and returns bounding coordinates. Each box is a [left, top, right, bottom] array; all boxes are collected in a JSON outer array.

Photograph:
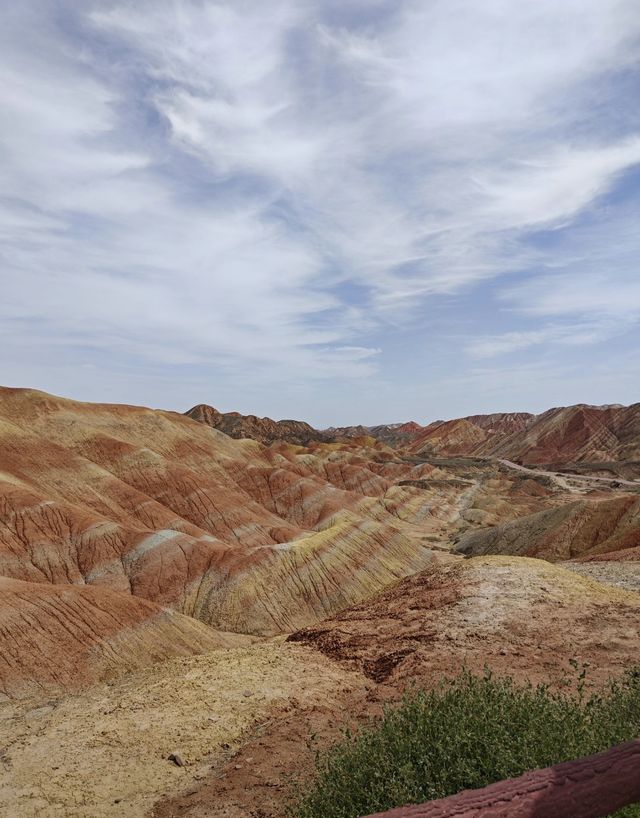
[[186, 405, 424, 447], [325, 420, 424, 446], [409, 403, 640, 464], [186, 403, 329, 446], [187, 402, 640, 465]]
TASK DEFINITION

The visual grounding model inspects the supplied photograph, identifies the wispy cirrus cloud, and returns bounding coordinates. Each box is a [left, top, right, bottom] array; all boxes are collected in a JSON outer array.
[[1, 0, 639, 422], [468, 321, 627, 359]]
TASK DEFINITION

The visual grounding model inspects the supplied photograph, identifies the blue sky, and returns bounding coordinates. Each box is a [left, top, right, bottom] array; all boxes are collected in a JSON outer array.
[[1, 0, 639, 425]]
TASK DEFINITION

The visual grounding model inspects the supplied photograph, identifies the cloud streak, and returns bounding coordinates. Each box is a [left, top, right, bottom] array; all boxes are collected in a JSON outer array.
[[1, 0, 639, 422]]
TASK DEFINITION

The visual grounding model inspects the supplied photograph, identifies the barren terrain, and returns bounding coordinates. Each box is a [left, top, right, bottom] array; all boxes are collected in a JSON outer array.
[[1, 555, 638, 818], [0, 388, 639, 818], [0, 641, 364, 818]]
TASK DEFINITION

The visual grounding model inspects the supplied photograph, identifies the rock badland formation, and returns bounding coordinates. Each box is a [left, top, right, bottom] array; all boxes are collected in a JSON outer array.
[[186, 402, 330, 446], [190, 401, 640, 466], [326, 421, 425, 447], [0, 386, 639, 818], [456, 493, 640, 562], [407, 403, 640, 464], [0, 576, 246, 697]]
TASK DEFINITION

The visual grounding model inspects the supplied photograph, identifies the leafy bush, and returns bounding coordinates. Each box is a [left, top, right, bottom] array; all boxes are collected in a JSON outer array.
[[290, 666, 640, 818]]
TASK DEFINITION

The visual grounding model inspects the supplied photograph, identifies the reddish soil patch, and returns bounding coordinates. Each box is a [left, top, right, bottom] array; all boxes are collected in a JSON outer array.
[[150, 557, 640, 818]]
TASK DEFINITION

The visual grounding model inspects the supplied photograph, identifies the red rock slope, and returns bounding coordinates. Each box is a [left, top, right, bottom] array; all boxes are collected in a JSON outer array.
[[0, 387, 438, 638], [0, 576, 240, 698], [189, 402, 640, 467], [186, 403, 328, 445], [455, 493, 640, 561], [408, 404, 640, 465], [0, 386, 569, 695]]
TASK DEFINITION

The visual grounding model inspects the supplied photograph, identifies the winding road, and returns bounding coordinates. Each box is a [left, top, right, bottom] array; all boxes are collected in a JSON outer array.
[[498, 459, 639, 488]]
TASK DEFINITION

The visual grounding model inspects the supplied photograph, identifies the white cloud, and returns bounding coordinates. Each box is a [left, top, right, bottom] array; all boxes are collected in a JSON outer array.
[[468, 322, 626, 359], [470, 140, 640, 231], [88, 0, 640, 301], [511, 274, 640, 320], [1, 0, 639, 421]]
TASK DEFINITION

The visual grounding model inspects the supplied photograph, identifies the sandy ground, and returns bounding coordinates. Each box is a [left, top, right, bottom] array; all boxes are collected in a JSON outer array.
[[153, 556, 640, 818], [565, 561, 640, 593], [0, 641, 365, 818], [2, 557, 639, 818]]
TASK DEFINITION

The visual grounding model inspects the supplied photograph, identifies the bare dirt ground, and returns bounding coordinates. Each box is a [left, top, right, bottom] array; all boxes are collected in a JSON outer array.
[[150, 682, 377, 818], [498, 458, 640, 489], [0, 641, 368, 818], [152, 556, 640, 818], [2, 556, 639, 818], [565, 561, 640, 593]]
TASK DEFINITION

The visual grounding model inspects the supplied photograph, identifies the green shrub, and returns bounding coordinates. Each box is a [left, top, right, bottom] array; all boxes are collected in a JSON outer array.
[[290, 666, 640, 818]]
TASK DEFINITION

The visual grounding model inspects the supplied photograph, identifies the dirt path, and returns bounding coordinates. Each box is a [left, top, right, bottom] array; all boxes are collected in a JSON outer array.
[[0, 641, 366, 818], [498, 459, 639, 488]]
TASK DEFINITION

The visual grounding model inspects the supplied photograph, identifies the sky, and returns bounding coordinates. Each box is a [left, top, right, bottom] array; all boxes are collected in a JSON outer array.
[[1, 0, 639, 426]]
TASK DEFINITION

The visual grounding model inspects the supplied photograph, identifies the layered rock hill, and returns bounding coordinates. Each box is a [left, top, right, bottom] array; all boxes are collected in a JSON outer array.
[[490, 404, 640, 464], [408, 404, 640, 465], [2, 385, 639, 699], [0, 386, 570, 696], [187, 407, 427, 448], [0, 389, 424, 637], [188, 403, 640, 467], [459, 412, 536, 434], [326, 421, 425, 447], [0, 576, 247, 698], [186, 403, 328, 445], [455, 493, 640, 562]]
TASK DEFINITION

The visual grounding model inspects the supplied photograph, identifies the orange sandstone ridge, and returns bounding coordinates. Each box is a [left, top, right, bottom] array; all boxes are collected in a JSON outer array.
[[407, 404, 640, 464], [0, 386, 639, 818], [189, 401, 640, 466], [0, 385, 639, 701]]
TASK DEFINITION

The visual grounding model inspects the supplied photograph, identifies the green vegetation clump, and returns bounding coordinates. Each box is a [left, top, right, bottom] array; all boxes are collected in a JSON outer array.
[[290, 666, 640, 818]]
